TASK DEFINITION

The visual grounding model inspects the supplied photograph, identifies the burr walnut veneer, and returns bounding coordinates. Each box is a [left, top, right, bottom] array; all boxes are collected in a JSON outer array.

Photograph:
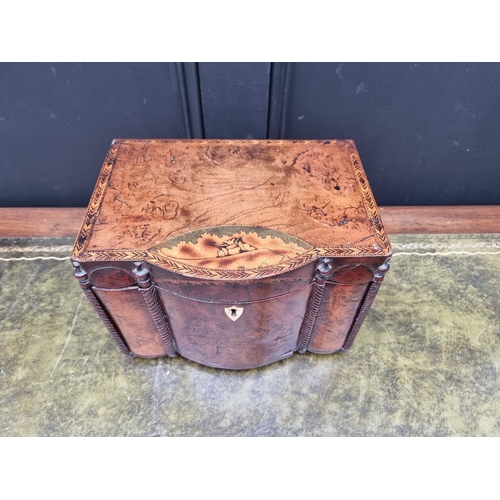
[[71, 139, 392, 369]]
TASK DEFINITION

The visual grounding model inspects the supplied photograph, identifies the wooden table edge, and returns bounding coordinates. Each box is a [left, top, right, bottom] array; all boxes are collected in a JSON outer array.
[[0, 206, 499, 237]]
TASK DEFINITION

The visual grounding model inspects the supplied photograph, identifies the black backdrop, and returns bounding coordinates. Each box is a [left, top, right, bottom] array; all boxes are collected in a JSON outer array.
[[1, 62, 499, 207]]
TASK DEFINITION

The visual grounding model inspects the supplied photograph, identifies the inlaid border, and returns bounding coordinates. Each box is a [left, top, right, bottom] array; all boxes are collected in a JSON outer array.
[[72, 244, 390, 281], [344, 140, 391, 250], [72, 140, 119, 257]]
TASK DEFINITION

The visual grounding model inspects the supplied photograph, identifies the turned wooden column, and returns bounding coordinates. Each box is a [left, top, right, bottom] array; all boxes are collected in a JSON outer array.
[[297, 258, 334, 353], [341, 259, 391, 352], [72, 261, 133, 356], [133, 262, 177, 357]]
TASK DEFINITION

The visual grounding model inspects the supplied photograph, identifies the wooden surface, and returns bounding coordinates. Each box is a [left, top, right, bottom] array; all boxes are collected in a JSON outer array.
[[76, 139, 389, 254], [0, 207, 86, 237], [379, 206, 500, 234], [68, 139, 390, 282], [0, 206, 499, 237]]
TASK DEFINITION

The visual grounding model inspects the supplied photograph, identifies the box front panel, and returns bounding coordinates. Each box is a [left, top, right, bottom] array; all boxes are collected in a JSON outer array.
[[151, 262, 314, 303], [157, 284, 313, 369]]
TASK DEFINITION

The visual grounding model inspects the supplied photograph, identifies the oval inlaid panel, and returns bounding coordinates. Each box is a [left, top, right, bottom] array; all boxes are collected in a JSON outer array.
[[152, 225, 312, 271]]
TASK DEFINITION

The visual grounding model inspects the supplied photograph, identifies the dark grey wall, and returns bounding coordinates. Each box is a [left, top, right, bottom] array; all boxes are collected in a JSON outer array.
[[0, 63, 186, 206], [277, 63, 500, 206], [1, 62, 499, 207], [199, 63, 270, 139]]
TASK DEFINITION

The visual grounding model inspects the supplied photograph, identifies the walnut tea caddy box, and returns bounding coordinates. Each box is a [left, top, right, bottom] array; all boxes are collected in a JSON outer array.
[[71, 139, 391, 369]]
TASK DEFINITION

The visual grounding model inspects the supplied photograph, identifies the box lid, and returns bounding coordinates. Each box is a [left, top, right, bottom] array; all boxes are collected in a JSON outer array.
[[72, 139, 391, 280]]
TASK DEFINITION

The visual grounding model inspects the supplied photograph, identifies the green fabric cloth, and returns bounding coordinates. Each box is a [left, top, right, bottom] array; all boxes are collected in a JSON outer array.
[[1, 234, 499, 436]]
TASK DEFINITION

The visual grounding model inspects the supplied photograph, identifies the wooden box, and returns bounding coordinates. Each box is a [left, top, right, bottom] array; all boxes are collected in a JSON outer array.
[[71, 139, 391, 369]]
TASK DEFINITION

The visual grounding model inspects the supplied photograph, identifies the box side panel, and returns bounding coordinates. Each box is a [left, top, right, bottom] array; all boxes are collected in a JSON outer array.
[[93, 287, 166, 357], [157, 284, 313, 369], [308, 283, 369, 353]]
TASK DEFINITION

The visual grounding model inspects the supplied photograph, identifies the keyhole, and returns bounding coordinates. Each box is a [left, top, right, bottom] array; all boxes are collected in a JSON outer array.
[[225, 305, 243, 321]]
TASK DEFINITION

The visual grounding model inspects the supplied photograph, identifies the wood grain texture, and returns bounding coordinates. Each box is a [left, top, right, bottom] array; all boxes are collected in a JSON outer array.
[[69, 139, 390, 284], [0, 207, 86, 237], [79, 139, 389, 253], [93, 286, 167, 358], [157, 283, 312, 369], [72, 262, 132, 357], [308, 283, 369, 353], [1, 206, 499, 237], [379, 206, 500, 234]]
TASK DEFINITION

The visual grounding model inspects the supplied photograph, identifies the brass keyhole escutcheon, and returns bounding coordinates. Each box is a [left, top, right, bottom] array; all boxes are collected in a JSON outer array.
[[225, 305, 243, 321]]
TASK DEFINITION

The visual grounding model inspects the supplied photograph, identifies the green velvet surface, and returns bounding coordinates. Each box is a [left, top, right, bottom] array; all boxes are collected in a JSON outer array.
[[1, 235, 499, 436]]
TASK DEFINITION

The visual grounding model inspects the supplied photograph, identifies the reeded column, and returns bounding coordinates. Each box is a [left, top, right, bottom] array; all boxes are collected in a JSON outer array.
[[133, 262, 177, 357], [72, 261, 132, 356], [341, 260, 391, 351], [297, 258, 334, 353]]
